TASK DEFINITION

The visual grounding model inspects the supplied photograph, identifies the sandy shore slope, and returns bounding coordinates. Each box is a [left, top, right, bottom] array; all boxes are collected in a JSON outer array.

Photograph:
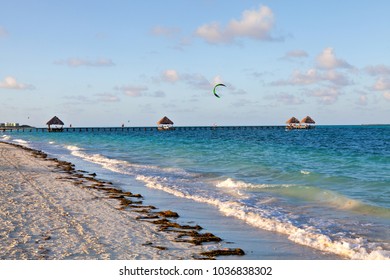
[[0, 142, 241, 260]]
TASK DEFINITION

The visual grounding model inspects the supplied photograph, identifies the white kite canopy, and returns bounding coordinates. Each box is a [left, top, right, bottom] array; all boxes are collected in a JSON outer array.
[[213, 83, 226, 98]]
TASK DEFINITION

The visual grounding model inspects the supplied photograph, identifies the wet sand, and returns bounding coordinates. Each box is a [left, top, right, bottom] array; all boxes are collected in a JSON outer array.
[[0, 142, 242, 260]]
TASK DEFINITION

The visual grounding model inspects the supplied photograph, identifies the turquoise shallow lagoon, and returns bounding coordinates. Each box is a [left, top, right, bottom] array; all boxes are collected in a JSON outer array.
[[2, 125, 389, 259]]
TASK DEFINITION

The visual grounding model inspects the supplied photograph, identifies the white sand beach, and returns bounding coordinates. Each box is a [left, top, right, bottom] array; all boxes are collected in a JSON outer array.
[[0, 142, 229, 260]]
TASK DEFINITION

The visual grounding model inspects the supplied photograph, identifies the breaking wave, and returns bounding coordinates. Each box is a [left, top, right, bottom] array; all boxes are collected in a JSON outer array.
[[136, 175, 390, 260], [63, 145, 390, 260]]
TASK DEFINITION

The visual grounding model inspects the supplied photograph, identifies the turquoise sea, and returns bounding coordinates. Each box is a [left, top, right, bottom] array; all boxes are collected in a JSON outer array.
[[2, 125, 389, 259]]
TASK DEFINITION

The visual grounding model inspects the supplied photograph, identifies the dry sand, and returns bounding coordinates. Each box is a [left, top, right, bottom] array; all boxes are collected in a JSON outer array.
[[0, 142, 240, 260]]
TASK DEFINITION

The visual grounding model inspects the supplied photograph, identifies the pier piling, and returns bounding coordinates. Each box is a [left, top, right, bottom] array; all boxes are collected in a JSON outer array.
[[1, 125, 286, 134]]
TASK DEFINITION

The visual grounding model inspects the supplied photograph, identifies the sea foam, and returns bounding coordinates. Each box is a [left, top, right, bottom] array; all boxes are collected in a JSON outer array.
[[13, 139, 29, 145], [62, 144, 390, 260], [1, 135, 11, 141], [216, 178, 292, 190], [135, 175, 390, 260]]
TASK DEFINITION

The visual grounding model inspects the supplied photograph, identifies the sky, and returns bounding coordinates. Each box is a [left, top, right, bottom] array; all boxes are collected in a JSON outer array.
[[1, 0, 389, 127]]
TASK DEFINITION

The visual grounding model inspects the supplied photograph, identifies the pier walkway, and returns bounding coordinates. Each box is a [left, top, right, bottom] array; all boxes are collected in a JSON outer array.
[[1, 126, 285, 133]]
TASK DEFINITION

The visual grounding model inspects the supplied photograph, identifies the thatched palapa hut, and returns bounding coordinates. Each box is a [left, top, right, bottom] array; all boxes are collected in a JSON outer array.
[[47, 116, 64, 132], [301, 116, 316, 124], [286, 117, 300, 125], [157, 116, 174, 130], [286, 116, 316, 129], [286, 117, 300, 129], [300, 116, 316, 129]]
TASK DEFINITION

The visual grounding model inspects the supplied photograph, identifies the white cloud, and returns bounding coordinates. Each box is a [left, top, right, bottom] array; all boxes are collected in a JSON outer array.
[[291, 69, 320, 85], [63, 95, 94, 105], [176, 36, 192, 47], [115, 85, 148, 97], [272, 69, 351, 86], [270, 71, 308, 86], [152, 90, 166, 98], [316, 47, 352, 69], [95, 93, 120, 102], [182, 73, 212, 89], [231, 98, 256, 108], [55, 58, 115, 67], [282, 49, 308, 59], [365, 64, 390, 76], [383, 92, 390, 101], [151, 26, 192, 50], [373, 77, 390, 91], [195, 5, 276, 44], [151, 26, 180, 37], [162, 69, 180, 83], [196, 22, 227, 44], [371, 74, 390, 102], [268, 92, 304, 105], [158, 70, 246, 95], [269, 48, 354, 108], [64, 93, 120, 104], [212, 75, 224, 85], [306, 87, 341, 105], [0, 76, 34, 90], [356, 95, 368, 106], [228, 6, 274, 39], [324, 70, 351, 86], [158, 69, 211, 89], [211, 75, 247, 95], [0, 26, 8, 37]]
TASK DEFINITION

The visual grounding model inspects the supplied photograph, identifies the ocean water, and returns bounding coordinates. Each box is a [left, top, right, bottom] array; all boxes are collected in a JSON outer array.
[[2, 125, 389, 259]]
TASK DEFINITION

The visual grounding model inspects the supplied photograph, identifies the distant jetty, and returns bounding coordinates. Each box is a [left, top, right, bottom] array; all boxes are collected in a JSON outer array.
[[286, 116, 316, 130], [361, 124, 390, 126], [157, 116, 174, 131], [0, 124, 33, 129], [1, 125, 287, 133], [47, 116, 64, 132]]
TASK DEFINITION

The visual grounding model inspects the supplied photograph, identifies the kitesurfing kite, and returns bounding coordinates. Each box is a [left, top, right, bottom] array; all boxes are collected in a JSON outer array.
[[213, 83, 226, 98]]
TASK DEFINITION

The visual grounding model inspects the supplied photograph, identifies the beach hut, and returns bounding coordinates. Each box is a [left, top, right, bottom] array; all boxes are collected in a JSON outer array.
[[286, 117, 300, 129], [46, 116, 64, 132], [157, 116, 174, 130], [301, 116, 315, 124], [286, 117, 300, 124], [301, 116, 316, 129]]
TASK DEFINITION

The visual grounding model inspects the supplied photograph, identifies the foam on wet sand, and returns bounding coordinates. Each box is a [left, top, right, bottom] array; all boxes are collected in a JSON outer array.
[[0, 142, 242, 260]]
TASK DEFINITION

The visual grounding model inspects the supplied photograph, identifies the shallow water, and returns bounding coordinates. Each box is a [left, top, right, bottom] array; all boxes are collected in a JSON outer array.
[[2, 125, 389, 259]]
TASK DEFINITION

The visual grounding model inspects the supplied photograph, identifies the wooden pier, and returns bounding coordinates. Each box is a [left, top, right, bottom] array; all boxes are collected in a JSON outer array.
[[1, 126, 286, 133]]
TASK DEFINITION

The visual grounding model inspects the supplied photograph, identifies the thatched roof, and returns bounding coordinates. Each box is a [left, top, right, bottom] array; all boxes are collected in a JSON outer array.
[[46, 116, 64, 126], [286, 117, 300, 124], [157, 116, 173, 125], [301, 116, 315, 124]]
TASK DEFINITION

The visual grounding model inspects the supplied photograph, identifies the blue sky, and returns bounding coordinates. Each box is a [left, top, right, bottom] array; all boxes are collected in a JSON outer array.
[[1, 0, 389, 126]]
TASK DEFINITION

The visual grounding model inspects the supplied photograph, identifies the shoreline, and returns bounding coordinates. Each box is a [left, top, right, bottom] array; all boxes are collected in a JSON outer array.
[[0, 142, 243, 260]]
